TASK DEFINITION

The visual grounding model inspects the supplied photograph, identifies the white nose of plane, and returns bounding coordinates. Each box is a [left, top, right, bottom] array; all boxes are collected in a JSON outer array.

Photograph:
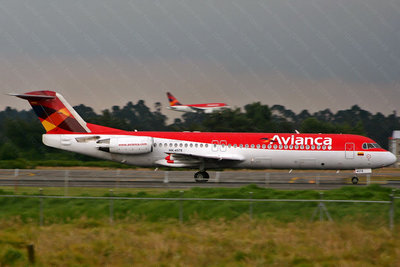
[[384, 152, 397, 167]]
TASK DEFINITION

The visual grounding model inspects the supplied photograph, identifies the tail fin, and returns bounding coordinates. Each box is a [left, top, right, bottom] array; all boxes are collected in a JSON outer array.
[[11, 91, 91, 133], [167, 92, 182, 106]]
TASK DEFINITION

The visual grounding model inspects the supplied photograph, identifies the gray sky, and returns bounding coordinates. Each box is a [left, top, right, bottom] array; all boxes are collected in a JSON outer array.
[[1, 0, 400, 119]]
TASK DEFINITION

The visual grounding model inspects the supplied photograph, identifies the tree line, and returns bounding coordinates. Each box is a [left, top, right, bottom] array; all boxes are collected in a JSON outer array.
[[0, 100, 399, 161]]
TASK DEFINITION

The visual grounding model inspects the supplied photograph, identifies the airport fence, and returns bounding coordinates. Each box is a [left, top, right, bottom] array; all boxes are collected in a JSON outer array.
[[0, 169, 385, 189], [0, 191, 397, 230]]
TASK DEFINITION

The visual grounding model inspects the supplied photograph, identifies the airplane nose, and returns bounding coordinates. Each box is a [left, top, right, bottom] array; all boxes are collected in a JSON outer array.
[[386, 152, 397, 166]]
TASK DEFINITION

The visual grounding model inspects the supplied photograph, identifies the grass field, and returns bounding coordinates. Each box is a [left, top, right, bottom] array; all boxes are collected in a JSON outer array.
[[0, 184, 397, 223], [1, 185, 400, 266], [1, 218, 400, 266]]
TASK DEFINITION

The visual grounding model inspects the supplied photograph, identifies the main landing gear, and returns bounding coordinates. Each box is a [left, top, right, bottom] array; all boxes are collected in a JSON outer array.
[[194, 171, 209, 183], [351, 176, 359, 185]]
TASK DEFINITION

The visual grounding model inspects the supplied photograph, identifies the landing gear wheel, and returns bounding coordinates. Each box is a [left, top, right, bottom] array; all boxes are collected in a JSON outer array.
[[194, 171, 209, 183], [351, 176, 359, 185]]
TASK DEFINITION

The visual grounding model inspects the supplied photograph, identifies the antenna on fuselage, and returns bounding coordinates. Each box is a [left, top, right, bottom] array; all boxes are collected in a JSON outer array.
[[295, 130, 300, 134]]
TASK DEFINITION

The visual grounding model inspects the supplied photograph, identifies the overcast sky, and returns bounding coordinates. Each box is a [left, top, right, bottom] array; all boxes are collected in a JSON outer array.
[[1, 0, 399, 119]]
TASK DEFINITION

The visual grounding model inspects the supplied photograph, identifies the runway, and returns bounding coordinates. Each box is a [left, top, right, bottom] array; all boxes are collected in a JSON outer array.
[[1, 169, 399, 190]]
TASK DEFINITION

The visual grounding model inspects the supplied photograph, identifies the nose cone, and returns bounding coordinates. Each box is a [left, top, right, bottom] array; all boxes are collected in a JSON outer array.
[[385, 152, 397, 167]]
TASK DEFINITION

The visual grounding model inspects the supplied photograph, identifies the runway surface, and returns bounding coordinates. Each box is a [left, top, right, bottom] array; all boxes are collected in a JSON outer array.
[[1, 169, 400, 189]]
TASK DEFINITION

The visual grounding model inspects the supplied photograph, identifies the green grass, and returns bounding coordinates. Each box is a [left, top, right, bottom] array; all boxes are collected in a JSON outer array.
[[0, 186, 168, 196], [0, 185, 397, 226], [0, 185, 400, 266], [1, 218, 400, 266]]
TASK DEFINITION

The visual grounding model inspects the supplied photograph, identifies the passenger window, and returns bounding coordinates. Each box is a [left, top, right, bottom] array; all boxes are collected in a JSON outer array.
[[205, 144, 208, 148], [245, 144, 249, 148], [251, 144, 255, 148]]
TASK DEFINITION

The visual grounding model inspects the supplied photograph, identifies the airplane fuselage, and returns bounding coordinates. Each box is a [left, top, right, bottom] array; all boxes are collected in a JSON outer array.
[[167, 104, 228, 113], [42, 131, 396, 171]]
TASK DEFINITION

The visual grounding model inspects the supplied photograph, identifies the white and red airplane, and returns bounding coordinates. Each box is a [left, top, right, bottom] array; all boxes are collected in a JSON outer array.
[[166, 92, 229, 113], [12, 91, 396, 184]]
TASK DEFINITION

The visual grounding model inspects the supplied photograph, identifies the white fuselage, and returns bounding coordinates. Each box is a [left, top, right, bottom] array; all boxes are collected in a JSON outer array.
[[43, 134, 395, 170], [167, 106, 227, 113]]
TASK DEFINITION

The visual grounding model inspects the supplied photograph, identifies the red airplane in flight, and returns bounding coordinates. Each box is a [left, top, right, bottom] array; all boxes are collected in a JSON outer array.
[[166, 92, 229, 113], [12, 91, 396, 184]]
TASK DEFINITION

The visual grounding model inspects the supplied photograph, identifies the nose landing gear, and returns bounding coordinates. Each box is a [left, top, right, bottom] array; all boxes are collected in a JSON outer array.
[[351, 176, 359, 184], [194, 171, 209, 183]]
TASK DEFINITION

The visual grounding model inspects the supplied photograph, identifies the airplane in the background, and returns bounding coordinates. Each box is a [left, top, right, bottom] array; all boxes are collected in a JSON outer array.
[[166, 92, 230, 113], [12, 91, 396, 184]]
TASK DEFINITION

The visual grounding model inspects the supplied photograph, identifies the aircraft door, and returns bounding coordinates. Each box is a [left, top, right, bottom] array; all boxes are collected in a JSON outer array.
[[345, 143, 355, 159], [220, 140, 227, 152], [212, 140, 219, 152], [211, 140, 227, 152]]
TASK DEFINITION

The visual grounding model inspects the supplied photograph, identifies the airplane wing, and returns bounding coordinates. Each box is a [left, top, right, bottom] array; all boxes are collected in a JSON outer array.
[[173, 151, 245, 161], [188, 106, 205, 112], [155, 151, 244, 167]]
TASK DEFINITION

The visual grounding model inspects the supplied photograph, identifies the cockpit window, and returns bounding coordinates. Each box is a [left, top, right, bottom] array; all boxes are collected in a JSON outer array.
[[362, 143, 381, 150]]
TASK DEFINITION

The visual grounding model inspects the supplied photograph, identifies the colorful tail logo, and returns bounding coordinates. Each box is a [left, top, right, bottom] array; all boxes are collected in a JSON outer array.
[[12, 91, 90, 133], [167, 92, 182, 106]]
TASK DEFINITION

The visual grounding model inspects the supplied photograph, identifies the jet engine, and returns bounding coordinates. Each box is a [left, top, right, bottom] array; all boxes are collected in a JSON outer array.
[[96, 137, 153, 154]]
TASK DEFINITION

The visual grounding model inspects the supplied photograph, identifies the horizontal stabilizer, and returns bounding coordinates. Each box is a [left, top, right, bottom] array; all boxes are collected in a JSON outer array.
[[8, 93, 55, 100]]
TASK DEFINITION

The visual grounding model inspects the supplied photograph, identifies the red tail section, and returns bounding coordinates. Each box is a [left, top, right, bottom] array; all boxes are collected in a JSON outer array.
[[12, 91, 90, 133], [167, 92, 182, 106]]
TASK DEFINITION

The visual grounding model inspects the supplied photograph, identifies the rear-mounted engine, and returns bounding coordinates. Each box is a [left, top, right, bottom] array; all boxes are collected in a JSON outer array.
[[96, 137, 153, 154]]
